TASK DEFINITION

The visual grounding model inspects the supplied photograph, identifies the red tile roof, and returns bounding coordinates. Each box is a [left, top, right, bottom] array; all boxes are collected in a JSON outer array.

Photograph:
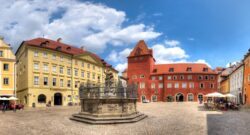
[[128, 40, 153, 57], [152, 63, 217, 74], [17, 37, 118, 72]]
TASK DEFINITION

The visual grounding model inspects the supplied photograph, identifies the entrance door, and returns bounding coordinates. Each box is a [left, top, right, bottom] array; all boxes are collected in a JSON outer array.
[[198, 94, 203, 102], [54, 93, 62, 105], [176, 93, 184, 102], [187, 94, 194, 101]]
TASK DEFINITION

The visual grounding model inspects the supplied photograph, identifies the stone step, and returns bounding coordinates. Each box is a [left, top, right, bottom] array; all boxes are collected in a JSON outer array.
[[72, 112, 145, 121], [70, 114, 147, 124]]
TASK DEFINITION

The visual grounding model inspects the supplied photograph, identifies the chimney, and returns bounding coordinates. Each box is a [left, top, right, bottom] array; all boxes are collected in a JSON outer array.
[[57, 38, 62, 42]]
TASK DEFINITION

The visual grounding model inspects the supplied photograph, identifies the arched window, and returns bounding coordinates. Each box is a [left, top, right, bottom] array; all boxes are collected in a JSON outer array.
[[187, 93, 194, 101], [152, 95, 157, 102], [38, 94, 46, 103]]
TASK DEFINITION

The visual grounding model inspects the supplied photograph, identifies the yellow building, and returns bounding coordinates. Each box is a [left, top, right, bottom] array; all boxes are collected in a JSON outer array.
[[0, 37, 16, 98], [16, 38, 118, 107]]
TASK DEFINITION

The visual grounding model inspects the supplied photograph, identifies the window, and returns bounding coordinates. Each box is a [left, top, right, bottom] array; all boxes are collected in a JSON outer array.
[[0, 51, 3, 57], [210, 75, 215, 80], [44, 77, 48, 86], [34, 76, 39, 85], [151, 83, 155, 89], [182, 83, 187, 88], [81, 62, 84, 67], [3, 78, 9, 85], [67, 68, 71, 75], [189, 82, 194, 88], [52, 66, 56, 73], [75, 60, 78, 65], [92, 73, 95, 79], [43, 52, 48, 58], [140, 82, 145, 89], [52, 54, 56, 60], [75, 69, 78, 76], [87, 72, 90, 78], [186, 67, 192, 72], [60, 66, 64, 74], [34, 63, 39, 70], [52, 78, 56, 86], [210, 83, 214, 88], [180, 75, 184, 80], [60, 56, 63, 61], [3, 64, 9, 71], [159, 76, 163, 80], [38, 94, 46, 103], [151, 76, 155, 80], [187, 75, 192, 80], [132, 75, 137, 79], [248, 75, 250, 82], [200, 83, 204, 88], [43, 64, 48, 72], [81, 71, 84, 78], [140, 74, 145, 78], [60, 79, 64, 87], [167, 76, 172, 80], [173, 75, 177, 80], [75, 81, 78, 88], [169, 68, 174, 72], [167, 83, 172, 88], [174, 83, 179, 88], [203, 68, 208, 72], [205, 75, 209, 80], [188, 94, 194, 101], [67, 80, 71, 87], [34, 51, 38, 57], [87, 64, 90, 68], [93, 65, 95, 70], [159, 83, 163, 88], [198, 76, 203, 80]]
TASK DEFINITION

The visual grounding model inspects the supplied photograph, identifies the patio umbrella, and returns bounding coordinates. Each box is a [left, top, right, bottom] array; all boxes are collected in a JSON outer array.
[[9, 97, 18, 100], [224, 93, 236, 98], [0, 97, 9, 100], [205, 92, 225, 97]]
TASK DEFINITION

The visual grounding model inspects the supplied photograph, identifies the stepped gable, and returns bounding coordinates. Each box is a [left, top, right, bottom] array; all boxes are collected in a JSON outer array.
[[152, 63, 216, 74], [128, 40, 153, 57]]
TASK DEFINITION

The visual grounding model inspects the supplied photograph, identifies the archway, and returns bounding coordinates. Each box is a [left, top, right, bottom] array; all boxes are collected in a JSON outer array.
[[152, 95, 157, 102], [176, 93, 184, 102], [166, 95, 174, 102], [54, 93, 62, 105], [141, 95, 146, 102], [38, 94, 46, 103], [198, 94, 203, 102], [187, 93, 194, 101]]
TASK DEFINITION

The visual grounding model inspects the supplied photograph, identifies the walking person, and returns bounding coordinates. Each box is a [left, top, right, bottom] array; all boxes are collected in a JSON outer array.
[[2, 102, 6, 113]]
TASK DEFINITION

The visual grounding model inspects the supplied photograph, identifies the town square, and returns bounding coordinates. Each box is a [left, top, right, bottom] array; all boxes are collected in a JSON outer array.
[[0, 0, 250, 135]]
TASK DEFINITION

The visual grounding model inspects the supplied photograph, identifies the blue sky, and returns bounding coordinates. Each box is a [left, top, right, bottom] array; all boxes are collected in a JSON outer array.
[[0, 0, 250, 72]]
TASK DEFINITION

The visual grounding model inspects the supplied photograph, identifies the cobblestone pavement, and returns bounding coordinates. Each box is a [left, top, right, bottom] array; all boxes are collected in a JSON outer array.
[[0, 102, 250, 135]]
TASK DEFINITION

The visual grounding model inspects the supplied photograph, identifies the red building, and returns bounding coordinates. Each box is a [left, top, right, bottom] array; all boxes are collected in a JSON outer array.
[[127, 40, 218, 102]]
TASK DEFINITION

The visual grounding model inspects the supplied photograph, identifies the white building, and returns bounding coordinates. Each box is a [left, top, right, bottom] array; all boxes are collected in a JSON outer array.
[[229, 63, 244, 104]]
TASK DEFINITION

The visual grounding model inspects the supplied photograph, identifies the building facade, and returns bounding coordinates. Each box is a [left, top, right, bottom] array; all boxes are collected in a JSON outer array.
[[127, 40, 218, 102], [0, 37, 16, 98], [243, 49, 250, 105], [229, 63, 244, 104], [16, 38, 118, 107]]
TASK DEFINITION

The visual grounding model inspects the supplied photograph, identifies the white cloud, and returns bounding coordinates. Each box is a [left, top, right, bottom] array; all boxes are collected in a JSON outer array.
[[164, 39, 180, 46], [0, 0, 161, 52], [107, 48, 132, 63], [187, 38, 195, 41], [115, 63, 127, 73], [226, 61, 240, 67], [194, 59, 211, 67], [152, 43, 189, 64]]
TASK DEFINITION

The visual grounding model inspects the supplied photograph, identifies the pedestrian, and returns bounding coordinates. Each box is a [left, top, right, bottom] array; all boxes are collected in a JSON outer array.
[[2, 102, 6, 113]]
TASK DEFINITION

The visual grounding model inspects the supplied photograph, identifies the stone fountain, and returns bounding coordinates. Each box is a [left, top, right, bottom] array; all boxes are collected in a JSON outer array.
[[70, 71, 147, 124]]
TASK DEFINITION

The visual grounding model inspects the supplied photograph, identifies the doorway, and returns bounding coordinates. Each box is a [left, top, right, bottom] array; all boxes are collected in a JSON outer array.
[[54, 93, 62, 105]]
